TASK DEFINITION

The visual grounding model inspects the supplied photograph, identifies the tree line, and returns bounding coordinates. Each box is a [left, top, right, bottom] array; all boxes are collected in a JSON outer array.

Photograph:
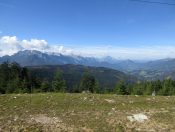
[[0, 62, 98, 94], [115, 79, 175, 96], [0, 62, 175, 95]]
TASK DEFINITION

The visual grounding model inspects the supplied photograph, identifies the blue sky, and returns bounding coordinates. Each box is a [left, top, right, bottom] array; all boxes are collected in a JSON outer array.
[[0, 0, 175, 59]]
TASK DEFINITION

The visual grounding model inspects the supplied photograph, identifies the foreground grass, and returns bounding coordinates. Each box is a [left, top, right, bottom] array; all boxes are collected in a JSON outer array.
[[0, 93, 175, 131]]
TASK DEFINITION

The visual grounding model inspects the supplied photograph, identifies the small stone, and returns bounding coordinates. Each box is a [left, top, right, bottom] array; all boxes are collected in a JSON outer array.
[[111, 108, 115, 111]]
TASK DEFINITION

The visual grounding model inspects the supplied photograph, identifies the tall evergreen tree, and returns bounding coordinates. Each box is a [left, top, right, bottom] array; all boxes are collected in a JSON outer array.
[[79, 71, 97, 93], [52, 68, 66, 92], [41, 81, 50, 92], [115, 80, 127, 95]]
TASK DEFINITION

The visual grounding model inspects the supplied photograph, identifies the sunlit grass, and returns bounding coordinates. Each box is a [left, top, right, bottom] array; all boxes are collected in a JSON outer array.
[[0, 93, 175, 131]]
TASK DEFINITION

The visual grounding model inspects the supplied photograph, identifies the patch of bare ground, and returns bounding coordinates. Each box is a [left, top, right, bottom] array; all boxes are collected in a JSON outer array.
[[27, 114, 93, 132], [27, 114, 73, 131], [29, 114, 62, 125]]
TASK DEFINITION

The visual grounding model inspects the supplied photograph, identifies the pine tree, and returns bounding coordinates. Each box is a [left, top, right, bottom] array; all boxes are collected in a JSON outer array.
[[79, 71, 96, 93], [115, 80, 127, 95], [41, 81, 50, 92], [52, 68, 66, 92]]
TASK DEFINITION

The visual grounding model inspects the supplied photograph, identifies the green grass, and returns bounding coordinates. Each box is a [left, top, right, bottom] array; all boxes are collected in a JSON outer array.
[[1, 93, 175, 131]]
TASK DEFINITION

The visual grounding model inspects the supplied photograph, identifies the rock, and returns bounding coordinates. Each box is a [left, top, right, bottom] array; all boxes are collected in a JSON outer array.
[[127, 113, 148, 122], [111, 108, 115, 111], [104, 99, 115, 103], [108, 112, 112, 116], [83, 97, 87, 100]]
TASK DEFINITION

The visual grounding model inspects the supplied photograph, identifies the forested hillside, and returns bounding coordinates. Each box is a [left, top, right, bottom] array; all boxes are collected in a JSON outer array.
[[28, 64, 136, 92], [0, 62, 175, 95], [0, 62, 135, 93]]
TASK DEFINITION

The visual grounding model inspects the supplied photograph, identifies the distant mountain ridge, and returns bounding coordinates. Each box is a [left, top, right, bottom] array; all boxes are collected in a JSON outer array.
[[0, 50, 126, 70], [1, 50, 175, 80], [0, 50, 144, 70]]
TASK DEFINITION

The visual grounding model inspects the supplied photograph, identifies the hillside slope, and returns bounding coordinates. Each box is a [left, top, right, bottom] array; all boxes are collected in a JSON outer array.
[[28, 64, 136, 91]]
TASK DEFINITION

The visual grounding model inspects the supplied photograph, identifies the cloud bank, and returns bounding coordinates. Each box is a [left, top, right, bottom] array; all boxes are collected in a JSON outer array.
[[0, 36, 72, 56], [71, 45, 175, 60], [0, 35, 175, 60]]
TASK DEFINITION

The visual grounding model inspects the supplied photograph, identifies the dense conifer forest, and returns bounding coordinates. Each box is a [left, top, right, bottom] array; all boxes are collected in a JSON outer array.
[[0, 62, 175, 95]]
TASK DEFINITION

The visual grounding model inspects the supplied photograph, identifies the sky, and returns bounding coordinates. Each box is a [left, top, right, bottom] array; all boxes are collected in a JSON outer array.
[[0, 0, 175, 60]]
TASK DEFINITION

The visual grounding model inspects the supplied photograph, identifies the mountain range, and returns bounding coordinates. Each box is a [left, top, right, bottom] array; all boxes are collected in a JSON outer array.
[[0, 50, 175, 80]]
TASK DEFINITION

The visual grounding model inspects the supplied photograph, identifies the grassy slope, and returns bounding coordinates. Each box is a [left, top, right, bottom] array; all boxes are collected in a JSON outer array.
[[0, 93, 175, 131]]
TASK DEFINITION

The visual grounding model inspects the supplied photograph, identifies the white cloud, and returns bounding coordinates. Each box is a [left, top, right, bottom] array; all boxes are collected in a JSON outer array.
[[0, 36, 18, 44], [0, 36, 72, 56], [0, 35, 175, 60], [0, 36, 22, 56], [46, 45, 73, 55], [22, 39, 48, 50]]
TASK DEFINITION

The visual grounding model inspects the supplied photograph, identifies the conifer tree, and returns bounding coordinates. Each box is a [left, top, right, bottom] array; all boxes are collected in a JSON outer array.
[[52, 68, 66, 92]]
